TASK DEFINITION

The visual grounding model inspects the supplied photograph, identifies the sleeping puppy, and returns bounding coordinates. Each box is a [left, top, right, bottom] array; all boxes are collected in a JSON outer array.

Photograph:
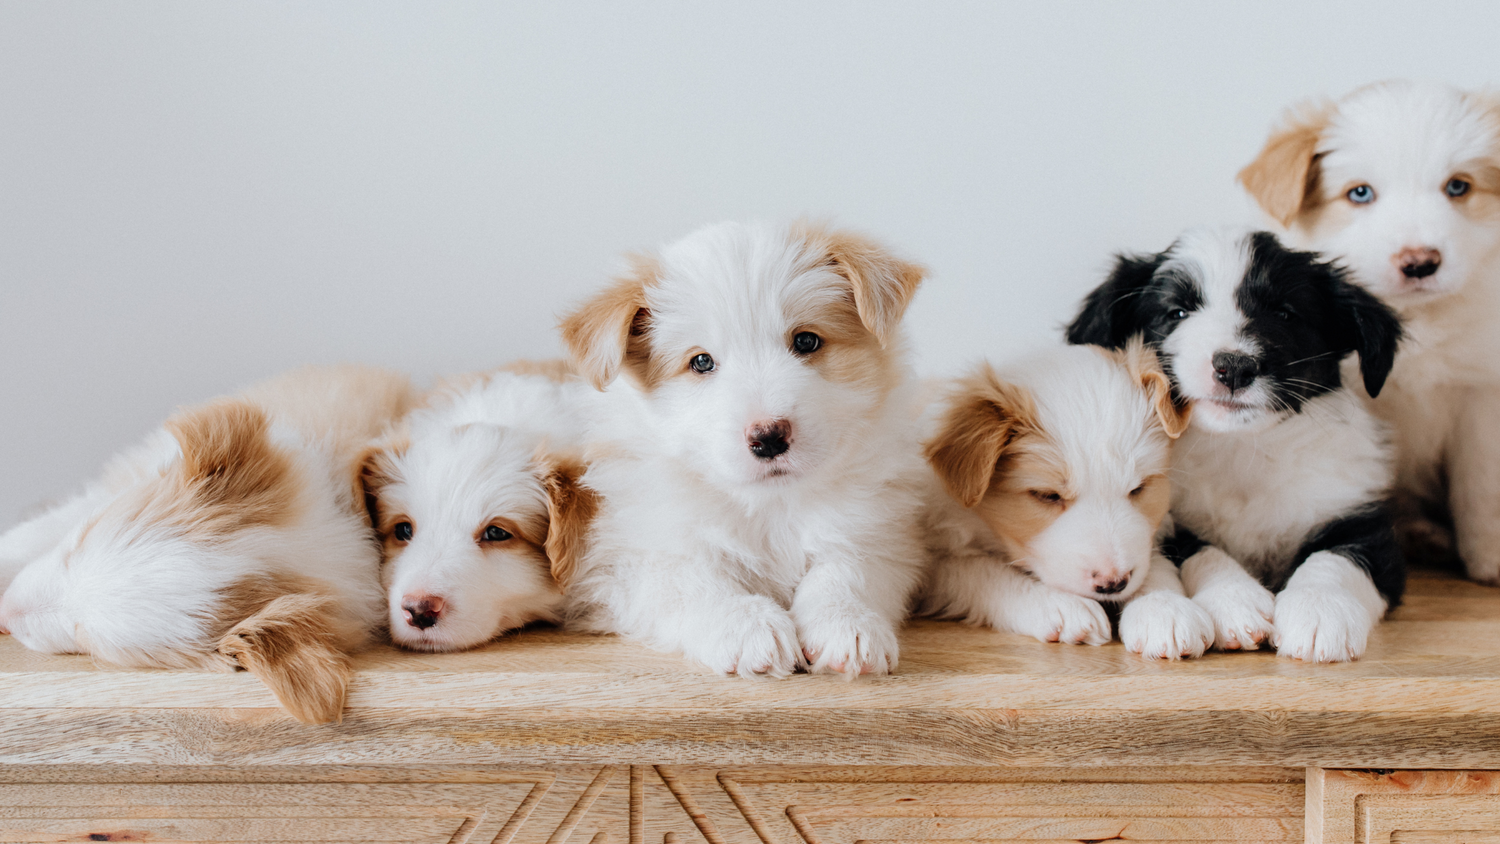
[[1067, 228, 1405, 662], [559, 221, 929, 678], [0, 366, 415, 722], [920, 341, 1212, 659], [1239, 80, 1500, 582], [359, 365, 598, 652]]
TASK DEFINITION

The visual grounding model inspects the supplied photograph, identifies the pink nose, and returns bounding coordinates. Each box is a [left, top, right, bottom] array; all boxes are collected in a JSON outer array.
[[1393, 246, 1442, 280], [1091, 569, 1131, 595], [401, 594, 446, 630]]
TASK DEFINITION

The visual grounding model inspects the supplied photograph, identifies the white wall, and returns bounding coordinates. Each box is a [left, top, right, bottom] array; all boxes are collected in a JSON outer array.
[[1, 1, 1495, 526]]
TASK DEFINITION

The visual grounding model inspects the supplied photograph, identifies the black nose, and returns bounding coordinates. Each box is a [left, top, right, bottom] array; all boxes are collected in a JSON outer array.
[[402, 597, 443, 630], [1402, 260, 1440, 279], [1094, 576, 1130, 595], [747, 420, 792, 460], [1212, 351, 1259, 392]]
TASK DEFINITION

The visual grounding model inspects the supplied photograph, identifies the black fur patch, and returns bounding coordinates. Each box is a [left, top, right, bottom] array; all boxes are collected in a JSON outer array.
[[1159, 524, 1208, 567], [1289, 502, 1406, 606]]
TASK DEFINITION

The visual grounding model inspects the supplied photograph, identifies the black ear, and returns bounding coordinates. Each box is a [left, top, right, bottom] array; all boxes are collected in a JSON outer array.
[[1065, 253, 1163, 349], [1332, 273, 1403, 398]]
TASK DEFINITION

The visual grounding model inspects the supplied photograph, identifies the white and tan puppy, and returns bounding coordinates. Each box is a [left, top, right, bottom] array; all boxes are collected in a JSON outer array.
[[920, 341, 1211, 660], [0, 366, 415, 723], [360, 365, 598, 653], [1240, 80, 1500, 581], [559, 221, 929, 678]]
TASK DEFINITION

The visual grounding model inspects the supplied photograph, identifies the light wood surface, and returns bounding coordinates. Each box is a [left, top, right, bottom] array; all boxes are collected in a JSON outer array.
[[1309, 768, 1500, 844]]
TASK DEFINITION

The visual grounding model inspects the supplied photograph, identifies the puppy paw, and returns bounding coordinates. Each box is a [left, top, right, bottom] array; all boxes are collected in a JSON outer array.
[[1273, 587, 1373, 663], [1119, 592, 1213, 660], [1009, 588, 1112, 646], [692, 596, 800, 678], [796, 606, 900, 677], [1192, 579, 1276, 651]]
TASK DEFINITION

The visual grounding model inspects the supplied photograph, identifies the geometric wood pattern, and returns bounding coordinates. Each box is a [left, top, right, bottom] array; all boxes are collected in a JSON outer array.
[[1309, 769, 1500, 844]]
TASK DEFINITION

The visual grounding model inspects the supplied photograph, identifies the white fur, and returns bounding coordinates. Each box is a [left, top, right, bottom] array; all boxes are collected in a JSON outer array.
[[1179, 546, 1276, 651], [1272, 551, 1386, 663], [567, 222, 928, 678], [1273, 81, 1500, 581]]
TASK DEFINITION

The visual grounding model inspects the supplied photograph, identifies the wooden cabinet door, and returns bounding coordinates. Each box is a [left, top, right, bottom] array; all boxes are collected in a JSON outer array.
[[1310, 769, 1500, 844]]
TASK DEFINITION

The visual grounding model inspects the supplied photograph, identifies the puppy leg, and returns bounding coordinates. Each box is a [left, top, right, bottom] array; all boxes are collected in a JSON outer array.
[[792, 543, 923, 678], [1181, 547, 1276, 651], [1449, 387, 1500, 583], [1273, 551, 1387, 662], [1118, 553, 1214, 660], [217, 592, 355, 725], [922, 555, 1111, 646]]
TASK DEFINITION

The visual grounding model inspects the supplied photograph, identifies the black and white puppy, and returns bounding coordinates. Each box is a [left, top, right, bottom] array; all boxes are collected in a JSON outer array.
[[1067, 228, 1405, 662]]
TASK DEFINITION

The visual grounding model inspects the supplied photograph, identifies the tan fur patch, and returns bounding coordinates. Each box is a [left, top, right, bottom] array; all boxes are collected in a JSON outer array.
[[558, 257, 660, 390], [1130, 472, 1172, 526], [975, 433, 1071, 559], [1238, 101, 1333, 227], [357, 429, 410, 535], [216, 584, 354, 725], [793, 221, 926, 347], [1105, 340, 1191, 438], [500, 358, 578, 382], [924, 366, 1040, 508], [538, 456, 599, 591], [158, 400, 296, 534]]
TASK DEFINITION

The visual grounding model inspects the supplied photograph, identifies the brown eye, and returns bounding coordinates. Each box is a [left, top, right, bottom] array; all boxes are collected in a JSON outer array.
[[1446, 177, 1472, 198], [791, 331, 822, 355], [1130, 484, 1146, 497], [690, 353, 715, 373], [392, 522, 413, 542], [481, 525, 512, 543], [1030, 489, 1063, 505]]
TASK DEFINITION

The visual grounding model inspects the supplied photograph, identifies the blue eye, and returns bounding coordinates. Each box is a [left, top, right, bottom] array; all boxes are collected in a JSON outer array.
[[1347, 184, 1375, 204], [689, 353, 715, 373], [1446, 178, 1472, 198]]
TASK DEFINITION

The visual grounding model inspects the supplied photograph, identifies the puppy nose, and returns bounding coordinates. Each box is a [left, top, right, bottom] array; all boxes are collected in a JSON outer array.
[[747, 419, 792, 460], [1092, 572, 1131, 595], [1212, 351, 1258, 392], [1394, 246, 1442, 279], [401, 594, 446, 630]]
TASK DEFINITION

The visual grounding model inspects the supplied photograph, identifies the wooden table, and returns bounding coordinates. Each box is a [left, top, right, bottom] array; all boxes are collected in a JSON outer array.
[[2, 568, 1498, 843]]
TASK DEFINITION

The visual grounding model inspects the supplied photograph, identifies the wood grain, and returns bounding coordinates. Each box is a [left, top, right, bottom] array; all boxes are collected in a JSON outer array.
[[1309, 768, 1500, 843]]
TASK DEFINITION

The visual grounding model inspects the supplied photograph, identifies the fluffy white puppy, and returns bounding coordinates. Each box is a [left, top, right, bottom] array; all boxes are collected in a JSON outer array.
[[0, 366, 414, 723], [919, 341, 1211, 659], [558, 221, 929, 678], [1240, 80, 1500, 581], [1068, 228, 1405, 662], [360, 364, 598, 652]]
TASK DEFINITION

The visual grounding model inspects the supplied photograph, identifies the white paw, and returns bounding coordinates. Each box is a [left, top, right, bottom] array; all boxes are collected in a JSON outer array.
[[796, 605, 900, 677], [1119, 592, 1213, 660], [1192, 579, 1276, 651], [1273, 587, 1373, 663], [1009, 588, 1112, 646], [692, 595, 800, 678]]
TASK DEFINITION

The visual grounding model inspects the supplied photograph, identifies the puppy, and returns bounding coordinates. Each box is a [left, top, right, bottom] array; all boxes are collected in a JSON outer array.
[[1239, 80, 1500, 581], [359, 365, 598, 652], [1068, 228, 1405, 662], [558, 221, 929, 678], [920, 341, 1212, 659], [0, 366, 415, 723]]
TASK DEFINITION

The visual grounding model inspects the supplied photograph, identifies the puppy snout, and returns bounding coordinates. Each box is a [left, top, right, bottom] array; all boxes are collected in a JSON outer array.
[[401, 594, 446, 630], [1092, 570, 1131, 595], [1394, 246, 1442, 279], [1212, 351, 1258, 392], [746, 419, 792, 460]]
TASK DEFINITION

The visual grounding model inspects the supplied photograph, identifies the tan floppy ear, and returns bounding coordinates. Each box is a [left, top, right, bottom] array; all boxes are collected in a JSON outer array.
[[216, 591, 353, 725], [924, 368, 1036, 508], [1238, 101, 1333, 227], [558, 258, 657, 390], [538, 456, 599, 591], [164, 399, 295, 532], [352, 428, 408, 529], [799, 223, 926, 347], [1116, 340, 1191, 439]]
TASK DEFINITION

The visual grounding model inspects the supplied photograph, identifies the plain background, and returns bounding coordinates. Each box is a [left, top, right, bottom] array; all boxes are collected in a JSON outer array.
[[1, 2, 1496, 527]]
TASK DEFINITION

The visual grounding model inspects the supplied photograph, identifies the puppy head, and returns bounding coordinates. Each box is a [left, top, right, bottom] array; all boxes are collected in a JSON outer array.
[[1240, 80, 1500, 305], [559, 221, 924, 489], [361, 421, 592, 652], [925, 342, 1180, 601], [1067, 228, 1402, 431]]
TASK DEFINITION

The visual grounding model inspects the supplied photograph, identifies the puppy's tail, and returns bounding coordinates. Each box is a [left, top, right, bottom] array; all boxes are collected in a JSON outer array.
[[217, 591, 354, 725]]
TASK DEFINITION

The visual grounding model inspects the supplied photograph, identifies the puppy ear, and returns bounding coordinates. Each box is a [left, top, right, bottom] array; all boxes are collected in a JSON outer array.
[[217, 591, 354, 725], [1332, 274, 1404, 398], [163, 400, 295, 532], [353, 429, 407, 530], [802, 223, 926, 347], [1237, 101, 1331, 227], [924, 368, 1036, 508], [538, 456, 599, 591], [1065, 253, 1163, 349], [558, 258, 657, 390], [1115, 339, 1191, 439]]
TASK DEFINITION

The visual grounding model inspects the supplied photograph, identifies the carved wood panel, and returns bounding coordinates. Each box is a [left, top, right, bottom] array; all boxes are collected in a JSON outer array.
[[1310, 769, 1500, 844]]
